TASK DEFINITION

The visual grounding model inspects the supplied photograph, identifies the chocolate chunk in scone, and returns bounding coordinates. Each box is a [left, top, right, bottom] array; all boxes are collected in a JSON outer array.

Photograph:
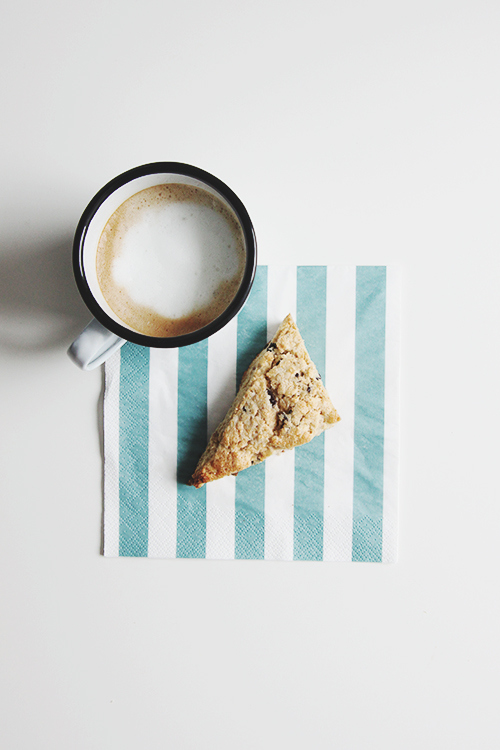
[[188, 314, 340, 488]]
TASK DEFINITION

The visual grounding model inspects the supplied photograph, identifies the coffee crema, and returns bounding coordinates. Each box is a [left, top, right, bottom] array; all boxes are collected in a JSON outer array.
[[96, 183, 246, 337]]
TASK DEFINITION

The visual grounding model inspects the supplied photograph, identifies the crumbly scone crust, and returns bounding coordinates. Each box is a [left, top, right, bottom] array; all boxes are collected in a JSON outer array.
[[188, 314, 340, 488]]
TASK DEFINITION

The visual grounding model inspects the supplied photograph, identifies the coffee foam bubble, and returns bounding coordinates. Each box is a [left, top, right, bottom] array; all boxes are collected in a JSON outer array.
[[96, 183, 246, 337]]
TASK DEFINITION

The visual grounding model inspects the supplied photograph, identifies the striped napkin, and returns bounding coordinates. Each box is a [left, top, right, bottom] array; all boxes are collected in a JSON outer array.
[[103, 265, 400, 562]]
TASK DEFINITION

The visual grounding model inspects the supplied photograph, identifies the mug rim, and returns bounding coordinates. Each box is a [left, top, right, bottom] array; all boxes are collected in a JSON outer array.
[[73, 162, 257, 348]]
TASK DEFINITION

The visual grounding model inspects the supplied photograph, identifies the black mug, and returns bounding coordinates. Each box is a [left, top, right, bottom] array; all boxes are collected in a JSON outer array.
[[68, 162, 257, 369]]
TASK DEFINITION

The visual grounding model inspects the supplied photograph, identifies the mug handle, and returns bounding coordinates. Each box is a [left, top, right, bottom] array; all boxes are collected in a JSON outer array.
[[67, 318, 126, 370]]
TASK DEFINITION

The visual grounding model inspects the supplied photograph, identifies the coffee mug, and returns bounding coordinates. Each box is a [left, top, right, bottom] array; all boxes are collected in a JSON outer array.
[[68, 162, 257, 369]]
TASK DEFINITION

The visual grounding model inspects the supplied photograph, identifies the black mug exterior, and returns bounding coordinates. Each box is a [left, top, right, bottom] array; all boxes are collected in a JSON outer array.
[[73, 162, 257, 348]]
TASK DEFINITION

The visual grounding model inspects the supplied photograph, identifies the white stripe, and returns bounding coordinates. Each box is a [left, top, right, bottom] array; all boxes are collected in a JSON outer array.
[[323, 266, 356, 562], [147, 348, 178, 558], [382, 266, 401, 563], [265, 265, 297, 561], [266, 265, 297, 340], [103, 349, 121, 557], [205, 475, 236, 560], [205, 317, 237, 560]]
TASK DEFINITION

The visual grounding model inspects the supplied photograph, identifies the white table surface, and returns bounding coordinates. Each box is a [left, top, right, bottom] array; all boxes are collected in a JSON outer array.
[[1, 1, 499, 748]]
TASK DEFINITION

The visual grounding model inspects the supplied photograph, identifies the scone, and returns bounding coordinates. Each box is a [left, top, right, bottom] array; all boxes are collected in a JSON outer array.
[[188, 314, 340, 488]]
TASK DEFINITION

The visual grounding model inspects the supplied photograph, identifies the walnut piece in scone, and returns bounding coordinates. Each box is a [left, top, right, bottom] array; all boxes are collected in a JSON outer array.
[[188, 314, 340, 488]]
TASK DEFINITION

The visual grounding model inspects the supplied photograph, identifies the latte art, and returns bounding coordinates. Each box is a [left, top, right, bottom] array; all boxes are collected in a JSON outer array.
[[96, 183, 246, 337]]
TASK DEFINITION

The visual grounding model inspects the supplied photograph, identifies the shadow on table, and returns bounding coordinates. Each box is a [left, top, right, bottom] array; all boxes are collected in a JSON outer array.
[[0, 232, 90, 353], [0, 229, 106, 551]]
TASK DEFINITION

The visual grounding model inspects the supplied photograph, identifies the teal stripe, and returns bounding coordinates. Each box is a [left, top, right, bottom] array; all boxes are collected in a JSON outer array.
[[294, 266, 327, 561], [235, 266, 268, 559], [177, 339, 208, 558], [236, 266, 269, 387], [352, 266, 386, 562], [119, 343, 150, 557]]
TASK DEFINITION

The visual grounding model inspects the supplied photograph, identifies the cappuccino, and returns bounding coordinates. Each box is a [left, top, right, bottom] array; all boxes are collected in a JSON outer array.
[[96, 183, 246, 337]]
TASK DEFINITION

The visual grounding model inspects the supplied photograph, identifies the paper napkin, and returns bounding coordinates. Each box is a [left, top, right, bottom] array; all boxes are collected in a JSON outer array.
[[103, 265, 400, 562]]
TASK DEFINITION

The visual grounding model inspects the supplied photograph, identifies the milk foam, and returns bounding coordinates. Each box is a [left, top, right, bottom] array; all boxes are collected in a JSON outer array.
[[96, 184, 246, 337]]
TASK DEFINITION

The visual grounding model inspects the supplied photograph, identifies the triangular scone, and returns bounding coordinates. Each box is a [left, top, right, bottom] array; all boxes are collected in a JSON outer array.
[[188, 314, 340, 488]]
